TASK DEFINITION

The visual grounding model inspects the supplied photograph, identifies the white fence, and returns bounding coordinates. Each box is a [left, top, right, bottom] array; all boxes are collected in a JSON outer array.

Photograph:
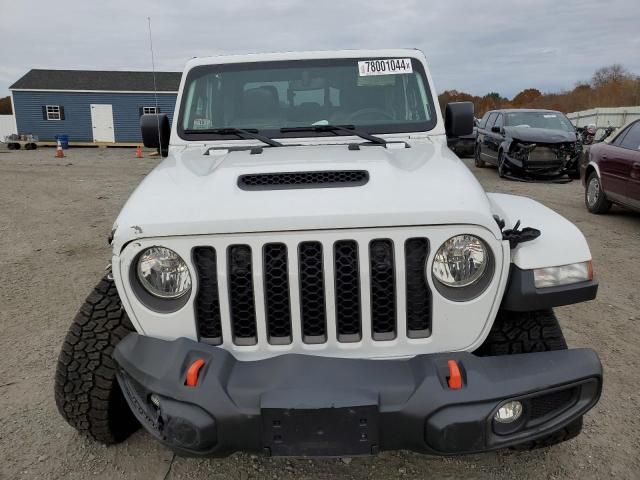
[[0, 114, 17, 138], [567, 106, 640, 128]]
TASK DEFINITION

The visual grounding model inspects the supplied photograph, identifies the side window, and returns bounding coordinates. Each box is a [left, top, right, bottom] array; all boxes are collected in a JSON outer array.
[[485, 113, 498, 129], [42, 105, 64, 121], [619, 122, 640, 151], [478, 112, 490, 129], [494, 114, 504, 129]]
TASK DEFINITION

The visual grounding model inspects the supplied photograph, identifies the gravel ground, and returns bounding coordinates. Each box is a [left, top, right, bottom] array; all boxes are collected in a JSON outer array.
[[0, 146, 639, 480]]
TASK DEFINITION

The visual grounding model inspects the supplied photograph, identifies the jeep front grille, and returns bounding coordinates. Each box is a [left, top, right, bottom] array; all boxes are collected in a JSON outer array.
[[193, 237, 432, 347]]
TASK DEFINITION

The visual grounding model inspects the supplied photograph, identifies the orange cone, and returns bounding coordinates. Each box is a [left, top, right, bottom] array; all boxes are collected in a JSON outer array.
[[55, 139, 64, 158], [135, 145, 143, 158]]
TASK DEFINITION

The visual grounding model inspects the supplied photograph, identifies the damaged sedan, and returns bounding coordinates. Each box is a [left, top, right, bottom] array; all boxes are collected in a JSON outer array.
[[475, 109, 581, 180]]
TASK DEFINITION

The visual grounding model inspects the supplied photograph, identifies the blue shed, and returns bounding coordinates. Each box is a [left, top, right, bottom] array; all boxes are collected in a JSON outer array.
[[9, 69, 180, 144]]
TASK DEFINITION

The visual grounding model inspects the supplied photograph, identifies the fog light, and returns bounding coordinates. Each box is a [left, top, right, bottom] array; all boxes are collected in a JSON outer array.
[[494, 401, 523, 423]]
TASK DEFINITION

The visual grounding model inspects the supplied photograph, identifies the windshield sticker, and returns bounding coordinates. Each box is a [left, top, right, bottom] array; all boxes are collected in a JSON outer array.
[[357, 75, 397, 87], [358, 58, 413, 76], [193, 118, 212, 129], [543, 114, 557, 118]]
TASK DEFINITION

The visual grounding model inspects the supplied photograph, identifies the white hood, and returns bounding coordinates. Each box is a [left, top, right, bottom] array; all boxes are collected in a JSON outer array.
[[112, 141, 502, 251]]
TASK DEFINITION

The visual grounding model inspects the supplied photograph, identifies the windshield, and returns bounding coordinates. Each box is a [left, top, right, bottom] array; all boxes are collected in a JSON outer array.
[[178, 57, 436, 140], [504, 112, 575, 132]]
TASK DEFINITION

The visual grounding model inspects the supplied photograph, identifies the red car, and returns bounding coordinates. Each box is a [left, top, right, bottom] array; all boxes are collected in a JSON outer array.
[[582, 119, 640, 213]]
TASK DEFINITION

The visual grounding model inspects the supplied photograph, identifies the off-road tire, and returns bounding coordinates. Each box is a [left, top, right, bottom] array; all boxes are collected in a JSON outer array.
[[54, 276, 139, 444], [585, 171, 612, 214], [474, 143, 485, 167], [475, 309, 583, 450]]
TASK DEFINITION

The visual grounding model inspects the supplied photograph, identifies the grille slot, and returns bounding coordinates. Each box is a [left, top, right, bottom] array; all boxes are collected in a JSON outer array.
[[227, 245, 257, 345], [334, 240, 362, 342], [193, 247, 223, 344], [263, 243, 292, 344], [529, 388, 577, 420], [238, 170, 369, 190], [369, 239, 396, 340], [405, 238, 432, 338], [298, 242, 327, 344]]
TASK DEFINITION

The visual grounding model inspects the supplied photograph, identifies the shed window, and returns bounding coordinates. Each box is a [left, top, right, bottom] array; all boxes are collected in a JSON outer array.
[[45, 105, 62, 121], [141, 106, 159, 115]]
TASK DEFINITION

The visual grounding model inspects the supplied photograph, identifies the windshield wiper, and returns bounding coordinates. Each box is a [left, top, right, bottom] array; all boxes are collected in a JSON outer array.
[[280, 124, 387, 145], [183, 127, 284, 147]]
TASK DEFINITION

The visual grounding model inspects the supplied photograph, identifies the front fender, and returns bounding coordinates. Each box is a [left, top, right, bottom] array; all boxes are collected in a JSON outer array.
[[487, 193, 592, 270]]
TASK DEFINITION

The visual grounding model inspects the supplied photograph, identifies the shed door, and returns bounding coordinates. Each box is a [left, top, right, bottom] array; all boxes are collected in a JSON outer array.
[[90, 104, 115, 142]]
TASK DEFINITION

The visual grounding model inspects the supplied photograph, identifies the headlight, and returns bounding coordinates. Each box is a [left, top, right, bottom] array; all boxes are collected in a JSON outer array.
[[533, 261, 592, 288], [432, 235, 488, 287], [431, 235, 494, 301], [137, 247, 192, 299]]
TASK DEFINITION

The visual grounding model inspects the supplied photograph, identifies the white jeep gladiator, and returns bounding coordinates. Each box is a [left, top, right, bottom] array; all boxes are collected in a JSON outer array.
[[55, 49, 602, 457]]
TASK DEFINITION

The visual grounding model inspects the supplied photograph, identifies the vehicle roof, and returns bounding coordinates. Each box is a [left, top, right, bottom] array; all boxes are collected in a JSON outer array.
[[184, 49, 425, 68]]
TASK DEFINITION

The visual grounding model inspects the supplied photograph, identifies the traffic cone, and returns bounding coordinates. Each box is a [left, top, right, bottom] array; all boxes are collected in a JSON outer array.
[[55, 139, 64, 158], [135, 145, 143, 158]]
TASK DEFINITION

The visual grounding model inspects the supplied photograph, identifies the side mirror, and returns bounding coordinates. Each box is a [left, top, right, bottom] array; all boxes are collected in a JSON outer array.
[[491, 126, 501, 133], [445, 102, 474, 137], [140, 114, 170, 157]]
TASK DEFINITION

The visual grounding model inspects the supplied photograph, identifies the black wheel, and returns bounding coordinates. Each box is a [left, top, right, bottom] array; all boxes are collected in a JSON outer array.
[[54, 275, 139, 444], [474, 143, 485, 167], [585, 171, 611, 214], [475, 309, 583, 450], [497, 150, 507, 178]]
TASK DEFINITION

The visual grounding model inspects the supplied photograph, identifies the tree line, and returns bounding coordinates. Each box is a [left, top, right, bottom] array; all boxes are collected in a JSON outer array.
[[0, 96, 11, 115], [439, 64, 640, 117]]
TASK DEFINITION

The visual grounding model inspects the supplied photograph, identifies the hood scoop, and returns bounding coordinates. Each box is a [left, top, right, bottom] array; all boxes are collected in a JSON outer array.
[[238, 170, 369, 191]]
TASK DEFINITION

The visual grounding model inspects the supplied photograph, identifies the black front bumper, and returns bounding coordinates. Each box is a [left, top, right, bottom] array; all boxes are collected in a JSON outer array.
[[113, 334, 601, 457], [503, 151, 580, 179]]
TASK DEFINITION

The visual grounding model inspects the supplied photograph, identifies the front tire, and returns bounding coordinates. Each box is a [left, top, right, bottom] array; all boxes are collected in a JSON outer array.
[[497, 150, 507, 178], [474, 143, 486, 167], [54, 276, 139, 444], [585, 171, 611, 214], [475, 309, 583, 450]]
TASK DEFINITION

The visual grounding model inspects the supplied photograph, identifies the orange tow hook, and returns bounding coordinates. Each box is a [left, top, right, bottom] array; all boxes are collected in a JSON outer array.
[[447, 360, 463, 390], [185, 359, 206, 387]]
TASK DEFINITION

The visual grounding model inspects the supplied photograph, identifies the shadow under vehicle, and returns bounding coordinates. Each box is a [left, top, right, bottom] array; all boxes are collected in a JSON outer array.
[[475, 109, 581, 180]]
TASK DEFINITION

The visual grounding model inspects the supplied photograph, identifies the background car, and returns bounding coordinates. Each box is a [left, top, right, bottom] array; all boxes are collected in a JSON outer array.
[[475, 109, 581, 179], [582, 119, 640, 214]]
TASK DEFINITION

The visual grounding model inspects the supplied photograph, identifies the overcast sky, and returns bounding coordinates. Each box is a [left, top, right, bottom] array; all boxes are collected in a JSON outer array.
[[2, 0, 639, 99]]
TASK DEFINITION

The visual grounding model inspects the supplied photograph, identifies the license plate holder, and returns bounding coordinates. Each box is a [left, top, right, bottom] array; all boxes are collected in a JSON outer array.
[[262, 405, 379, 457]]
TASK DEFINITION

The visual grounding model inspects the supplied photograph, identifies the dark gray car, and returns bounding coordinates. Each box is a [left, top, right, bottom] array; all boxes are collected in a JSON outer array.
[[474, 109, 581, 179]]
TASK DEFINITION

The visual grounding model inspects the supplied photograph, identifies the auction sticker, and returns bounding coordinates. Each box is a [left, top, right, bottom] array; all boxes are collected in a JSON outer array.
[[358, 58, 413, 76]]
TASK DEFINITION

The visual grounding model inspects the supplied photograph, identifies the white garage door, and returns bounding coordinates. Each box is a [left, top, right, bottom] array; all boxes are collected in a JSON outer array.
[[90, 104, 115, 142]]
